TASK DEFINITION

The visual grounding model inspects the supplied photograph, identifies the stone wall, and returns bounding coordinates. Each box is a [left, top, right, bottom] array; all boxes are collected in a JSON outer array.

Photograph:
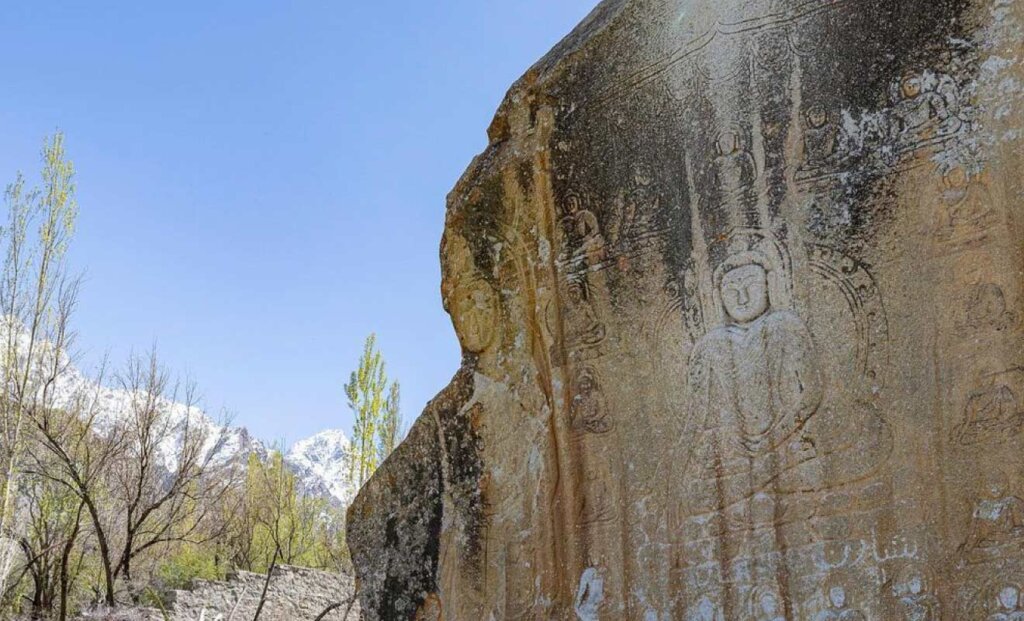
[[347, 0, 1024, 618], [167, 565, 357, 621]]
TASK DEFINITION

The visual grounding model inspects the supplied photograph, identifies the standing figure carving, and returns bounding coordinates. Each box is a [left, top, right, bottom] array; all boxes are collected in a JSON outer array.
[[673, 230, 827, 617], [617, 163, 658, 250], [562, 193, 607, 267], [570, 367, 610, 435], [684, 231, 822, 518], [802, 105, 839, 171], [710, 130, 758, 211]]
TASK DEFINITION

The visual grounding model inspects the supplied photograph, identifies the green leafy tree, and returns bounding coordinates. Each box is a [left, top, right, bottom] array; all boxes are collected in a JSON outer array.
[[345, 334, 401, 488], [222, 450, 340, 575], [0, 132, 80, 613], [0, 135, 359, 614], [378, 382, 401, 465]]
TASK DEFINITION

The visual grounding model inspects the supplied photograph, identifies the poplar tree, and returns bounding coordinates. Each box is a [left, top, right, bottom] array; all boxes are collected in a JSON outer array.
[[0, 133, 80, 610], [377, 381, 401, 466], [345, 334, 401, 488]]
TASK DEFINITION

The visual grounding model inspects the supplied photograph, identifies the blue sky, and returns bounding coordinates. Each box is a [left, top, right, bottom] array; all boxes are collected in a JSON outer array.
[[0, 1, 598, 445]]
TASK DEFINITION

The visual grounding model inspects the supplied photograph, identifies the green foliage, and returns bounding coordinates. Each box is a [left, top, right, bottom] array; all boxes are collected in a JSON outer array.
[[345, 334, 401, 488], [378, 381, 401, 465], [224, 451, 347, 575], [0, 132, 81, 618], [0, 135, 355, 618], [152, 543, 221, 593], [0, 131, 78, 529]]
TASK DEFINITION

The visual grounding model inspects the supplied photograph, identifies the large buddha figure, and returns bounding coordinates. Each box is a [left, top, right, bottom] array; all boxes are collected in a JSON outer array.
[[671, 232, 893, 616], [674, 231, 827, 603], [688, 259, 820, 456], [683, 238, 823, 513]]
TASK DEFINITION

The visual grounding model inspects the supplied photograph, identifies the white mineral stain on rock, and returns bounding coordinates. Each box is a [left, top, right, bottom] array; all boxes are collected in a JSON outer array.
[[574, 567, 605, 620]]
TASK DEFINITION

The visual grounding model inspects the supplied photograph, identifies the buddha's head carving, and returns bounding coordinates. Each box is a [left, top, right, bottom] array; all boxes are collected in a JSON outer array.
[[828, 584, 847, 609], [901, 73, 923, 99], [749, 586, 782, 617], [710, 229, 791, 326], [805, 105, 829, 129], [720, 263, 770, 324], [715, 130, 741, 157], [894, 565, 932, 598], [451, 277, 498, 354], [442, 233, 500, 355]]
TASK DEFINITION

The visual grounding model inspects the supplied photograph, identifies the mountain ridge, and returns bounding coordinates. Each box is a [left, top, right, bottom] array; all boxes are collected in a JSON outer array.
[[46, 347, 356, 508]]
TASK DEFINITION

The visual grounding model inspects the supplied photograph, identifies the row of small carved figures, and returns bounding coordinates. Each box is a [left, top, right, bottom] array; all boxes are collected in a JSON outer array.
[[684, 577, 1024, 620], [800, 73, 971, 173]]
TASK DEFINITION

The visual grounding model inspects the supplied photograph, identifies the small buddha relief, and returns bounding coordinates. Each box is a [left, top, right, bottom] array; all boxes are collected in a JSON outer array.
[[569, 367, 610, 435], [749, 585, 787, 621], [891, 565, 941, 621], [959, 283, 1019, 334], [986, 584, 1024, 621], [959, 472, 1024, 564], [709, 129, 758, 212], [952, 367, 1024, 447], [814, 580, 866, 621], [802, 105, 840, 171], [933, 166, 998, 250]]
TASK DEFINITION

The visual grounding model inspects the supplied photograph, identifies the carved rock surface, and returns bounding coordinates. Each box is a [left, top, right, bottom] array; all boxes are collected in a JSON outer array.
[[347, 0, 1024, 618]]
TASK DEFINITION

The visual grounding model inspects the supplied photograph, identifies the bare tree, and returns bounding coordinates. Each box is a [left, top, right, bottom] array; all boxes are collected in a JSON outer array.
[[27, 359, 126, 607], [107, 349, 236, 602], [14, 458, 87, 621], [0, 132, 80, 612], [28, 349, 237, 606]]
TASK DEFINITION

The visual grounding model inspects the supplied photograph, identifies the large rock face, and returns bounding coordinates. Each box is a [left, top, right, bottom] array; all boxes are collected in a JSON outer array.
[[347, 0, 1024, 618]]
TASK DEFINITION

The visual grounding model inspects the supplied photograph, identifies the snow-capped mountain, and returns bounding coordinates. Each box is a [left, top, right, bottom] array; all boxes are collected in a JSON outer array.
[[284, 430, 356, 509], [3, 318, 356, 508], [61, 361, 357, 506]]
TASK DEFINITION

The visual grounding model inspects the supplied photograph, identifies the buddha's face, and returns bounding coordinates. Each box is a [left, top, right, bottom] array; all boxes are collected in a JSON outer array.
[[945, 166, 969, 190], [633, 164, 653, 187], [760, 592, 779, 614], [716, 131, 739, 156], [576, 372, 596, 395], [452, 279, 498, 354], [567, 282, 586, 305], [805, 106, 828, 129], [567, 194, 584, 215], [908, 576, 923, 596], [829, 586, 847, 608], [721, 264, 769, 324], [986, 476, 1008, 499], [901, 75, 922, 99]]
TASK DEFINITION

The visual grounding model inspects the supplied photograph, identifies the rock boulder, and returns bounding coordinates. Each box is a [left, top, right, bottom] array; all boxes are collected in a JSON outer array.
[[348, 0, 1024, 618]]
